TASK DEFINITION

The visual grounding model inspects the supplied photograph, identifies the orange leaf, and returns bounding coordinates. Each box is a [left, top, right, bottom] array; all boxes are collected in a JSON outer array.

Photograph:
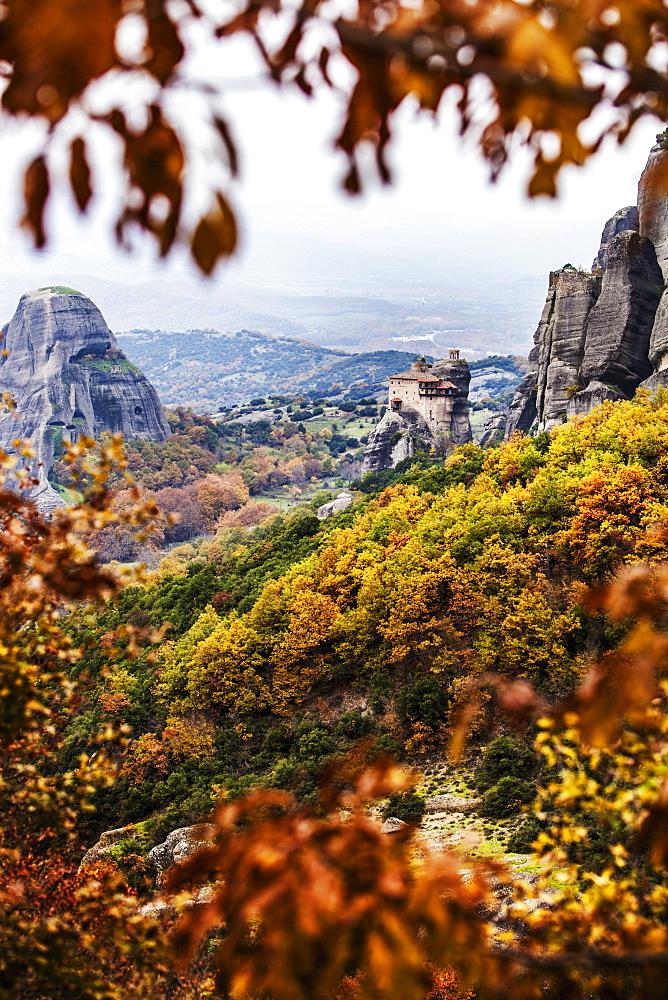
[[190, 192, 238, 276], [21, 155, 49, 249], [69, 136, 92, 213]]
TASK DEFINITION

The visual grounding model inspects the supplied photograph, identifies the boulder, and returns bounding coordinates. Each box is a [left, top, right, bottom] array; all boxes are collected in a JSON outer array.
[[0, 287, 169, 510], [316, 491, 354, 520], [148, 824, 214, 886], [78, 825, 134, 873], [380, 817, 408, 834]]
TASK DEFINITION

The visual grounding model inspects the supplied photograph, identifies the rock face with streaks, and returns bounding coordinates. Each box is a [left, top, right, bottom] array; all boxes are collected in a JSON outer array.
[[504, 367, 538, 440], [479, 411, 507, 449], [0, 287, 169, 510], [639, 140, 668, 388], [430, 358, 472, 445], [361, 406, 436, 474], [581, 230, 660, 392], [505, 183, 664, 438], [591, 205, 639, 272]]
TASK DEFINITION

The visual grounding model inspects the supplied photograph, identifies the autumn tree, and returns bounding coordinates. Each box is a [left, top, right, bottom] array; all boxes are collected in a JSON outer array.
[[163, 563, 668, 1000], [0, 437, 169, 999]]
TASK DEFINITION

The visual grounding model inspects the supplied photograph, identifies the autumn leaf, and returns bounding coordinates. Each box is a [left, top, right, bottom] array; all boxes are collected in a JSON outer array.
[[0, 0, 122, 123], [190, 192, 238, 275], [69, 137, 92, 213], [21, 155, 49, 248]]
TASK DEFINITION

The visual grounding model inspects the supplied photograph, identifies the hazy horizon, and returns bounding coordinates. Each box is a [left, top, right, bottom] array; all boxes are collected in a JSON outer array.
[[0, 60, 660, 358]]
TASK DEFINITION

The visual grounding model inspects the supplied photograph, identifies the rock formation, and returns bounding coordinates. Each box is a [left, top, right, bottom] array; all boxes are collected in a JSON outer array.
[[0, 287, 169, 510], [591, 205, 639, 271], [503, 369, 538, 440], [432, 357, 472, 443], [148, 824, 213, 886], [316, 490, 354, 520], [361, 355, 471, 473], [479, 412, 507, 449], [505, 149, 668, 440], [78, 826, 133, 873], [639, 139, 668, 389]]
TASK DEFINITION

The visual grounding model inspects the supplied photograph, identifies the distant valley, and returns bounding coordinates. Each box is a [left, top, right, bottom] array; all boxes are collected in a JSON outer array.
[[117, 327, 526, 410], [0, 232, 543, 358]]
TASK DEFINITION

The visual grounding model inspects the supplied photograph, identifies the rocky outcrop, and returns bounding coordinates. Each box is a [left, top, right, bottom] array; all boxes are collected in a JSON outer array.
[[479, 412, 507, 449], [361, 406, 436, 475], [591, 205, 639, 271], [380, 817, 408, 834], [0, 287, 169, 509], [580, 230, 660, 392], [148, 824, 214, 886], [316, 491, 354, 520], [78, 826, 133, 873], [504, 368, 537, 439], [506, 196, 664, 438], [639, 142, 668, 387], [533, 267, 601, 432], [424, 794, 481, 814]]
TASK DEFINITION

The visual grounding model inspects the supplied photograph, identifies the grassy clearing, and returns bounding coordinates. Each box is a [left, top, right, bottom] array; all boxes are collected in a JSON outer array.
[[469, 407, 493, 434]]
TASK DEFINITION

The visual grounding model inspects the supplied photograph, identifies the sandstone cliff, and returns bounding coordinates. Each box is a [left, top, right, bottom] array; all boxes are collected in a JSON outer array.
[[506, 187, 662, 439], [0, 288, 169, 510], [429, 358, 472, 445], [638, 140, 668, 389], [361, 406, 436, 474], [479, 412, 507, 449], [591, 206, 639, 271]]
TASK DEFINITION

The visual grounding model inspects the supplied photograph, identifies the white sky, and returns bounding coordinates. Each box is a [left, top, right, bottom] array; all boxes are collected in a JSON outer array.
[[0, 32, 660, 336]]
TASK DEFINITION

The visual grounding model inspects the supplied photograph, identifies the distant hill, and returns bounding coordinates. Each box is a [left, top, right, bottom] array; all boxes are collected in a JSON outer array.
[[116, 328, 439, 408]]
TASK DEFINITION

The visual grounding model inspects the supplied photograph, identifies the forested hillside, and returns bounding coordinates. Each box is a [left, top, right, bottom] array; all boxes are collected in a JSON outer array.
[[61, 390, 668, 857], [116, 327, 438, 408], [51, 399, 382, 561]]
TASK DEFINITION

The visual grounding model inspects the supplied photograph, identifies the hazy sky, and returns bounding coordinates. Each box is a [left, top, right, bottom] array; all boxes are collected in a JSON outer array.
[[0, 34, 661, 327]]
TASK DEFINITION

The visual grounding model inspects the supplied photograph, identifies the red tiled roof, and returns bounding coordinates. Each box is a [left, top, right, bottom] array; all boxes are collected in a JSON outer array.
[[427, 380, 458, 390], [389, 371, 440, 381], [389, 371, 458, 390]]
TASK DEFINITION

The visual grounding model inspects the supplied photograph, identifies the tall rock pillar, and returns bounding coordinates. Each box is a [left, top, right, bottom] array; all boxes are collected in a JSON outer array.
[[0, 288, 170, 510], [638, 140, 668, 388]]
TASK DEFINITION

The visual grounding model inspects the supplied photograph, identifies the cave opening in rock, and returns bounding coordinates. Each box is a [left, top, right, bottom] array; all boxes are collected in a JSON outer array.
[[69, 343, 111, 364]]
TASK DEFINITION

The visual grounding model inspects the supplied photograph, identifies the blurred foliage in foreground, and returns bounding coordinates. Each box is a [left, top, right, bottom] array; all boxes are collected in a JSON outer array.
[[10, 396, 668, 998]]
